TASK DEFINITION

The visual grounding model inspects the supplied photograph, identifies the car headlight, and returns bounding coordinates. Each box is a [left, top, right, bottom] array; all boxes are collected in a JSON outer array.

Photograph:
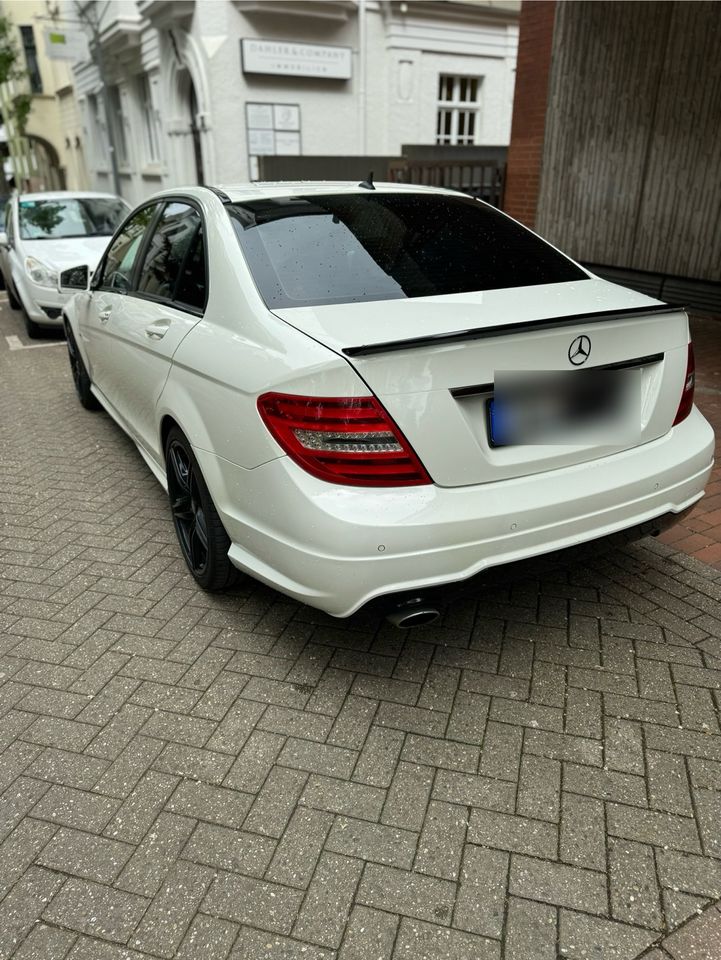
[[24, 256, 59, 288]]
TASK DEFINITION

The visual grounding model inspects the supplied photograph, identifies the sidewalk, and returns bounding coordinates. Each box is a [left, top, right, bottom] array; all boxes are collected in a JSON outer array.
[[659, 316, 721, 568]]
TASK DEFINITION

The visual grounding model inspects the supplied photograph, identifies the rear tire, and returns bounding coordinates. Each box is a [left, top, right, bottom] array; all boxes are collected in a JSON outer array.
[[65, 324, 100, 410], [165, 426, 238, 591]]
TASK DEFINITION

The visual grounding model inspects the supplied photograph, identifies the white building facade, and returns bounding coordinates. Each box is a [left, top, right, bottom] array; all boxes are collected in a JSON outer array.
[[71, 0, 519, 205]]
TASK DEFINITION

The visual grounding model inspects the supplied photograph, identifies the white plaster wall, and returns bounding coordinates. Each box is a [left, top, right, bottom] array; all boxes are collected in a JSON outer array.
[[72, 0, 518, 198]]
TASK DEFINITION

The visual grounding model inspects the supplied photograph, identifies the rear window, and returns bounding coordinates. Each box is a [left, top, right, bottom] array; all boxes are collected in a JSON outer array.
[[227, 193, 587, 308]]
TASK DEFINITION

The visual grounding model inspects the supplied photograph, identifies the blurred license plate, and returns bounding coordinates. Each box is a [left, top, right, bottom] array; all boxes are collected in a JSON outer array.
[[488, 368, 640, 447]]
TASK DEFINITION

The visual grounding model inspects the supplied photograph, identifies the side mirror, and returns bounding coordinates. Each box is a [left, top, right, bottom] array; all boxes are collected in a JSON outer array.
[[0, 230, 8, 247], [58, 264, 90, 293]]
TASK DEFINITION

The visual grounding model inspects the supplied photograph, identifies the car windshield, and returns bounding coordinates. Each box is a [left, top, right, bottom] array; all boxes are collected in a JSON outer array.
[[227, 192, 588, 309], [18, 197, 128, 240]]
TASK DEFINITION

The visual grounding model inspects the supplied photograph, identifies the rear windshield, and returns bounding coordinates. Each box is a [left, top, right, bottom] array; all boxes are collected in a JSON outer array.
[[227, 193, 587, 308]]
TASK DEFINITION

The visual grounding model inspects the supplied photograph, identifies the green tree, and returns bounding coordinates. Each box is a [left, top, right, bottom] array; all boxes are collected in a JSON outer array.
[[0, 14, 34, 134]]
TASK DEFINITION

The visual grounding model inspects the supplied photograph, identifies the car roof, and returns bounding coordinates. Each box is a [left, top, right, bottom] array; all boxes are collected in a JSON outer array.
[[147, 181, 463, 206], [17, 190, 125, 202]]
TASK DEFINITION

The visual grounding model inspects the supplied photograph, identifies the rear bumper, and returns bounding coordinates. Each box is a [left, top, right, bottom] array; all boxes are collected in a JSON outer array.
[[195, 406, 714, 616]]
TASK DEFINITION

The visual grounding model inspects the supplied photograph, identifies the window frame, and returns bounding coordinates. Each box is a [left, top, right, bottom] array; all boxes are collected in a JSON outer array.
[[92, 195, 209, 317], [436, 74, 482, 146], [20, 25, 42, 94]]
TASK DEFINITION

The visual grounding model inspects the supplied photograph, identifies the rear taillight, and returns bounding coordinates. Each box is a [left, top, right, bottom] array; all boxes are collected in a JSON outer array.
[[673, 342, 695, 426], [257, 393, 432, 486]]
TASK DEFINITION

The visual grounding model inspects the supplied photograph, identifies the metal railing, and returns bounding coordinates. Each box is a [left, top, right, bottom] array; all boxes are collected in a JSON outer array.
[[388, 159, 506, 208]]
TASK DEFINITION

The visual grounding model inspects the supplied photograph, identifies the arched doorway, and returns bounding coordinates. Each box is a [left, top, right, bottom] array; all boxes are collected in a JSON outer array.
[[164, 30, 213, 187]]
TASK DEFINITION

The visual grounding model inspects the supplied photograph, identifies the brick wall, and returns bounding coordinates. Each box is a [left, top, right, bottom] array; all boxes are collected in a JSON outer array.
[[503, 0, 556, 227]]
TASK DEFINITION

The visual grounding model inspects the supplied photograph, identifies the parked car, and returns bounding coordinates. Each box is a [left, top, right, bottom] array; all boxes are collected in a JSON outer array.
[[61, 184, 714, 624], [0, 190, 129, 337]]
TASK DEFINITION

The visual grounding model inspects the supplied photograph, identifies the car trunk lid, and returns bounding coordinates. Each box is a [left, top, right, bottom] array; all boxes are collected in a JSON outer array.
[[272, 279, 690, 487]]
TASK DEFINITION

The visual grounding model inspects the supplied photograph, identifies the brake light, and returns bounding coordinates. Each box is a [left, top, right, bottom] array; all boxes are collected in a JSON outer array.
[[673, 342, 695, 426], [257, 393, 432, 486]]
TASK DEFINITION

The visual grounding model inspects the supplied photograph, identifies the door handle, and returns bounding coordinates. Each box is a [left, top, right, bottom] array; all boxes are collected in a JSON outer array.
[[145, 320, 171, 340], [98, 309, 111, 323]]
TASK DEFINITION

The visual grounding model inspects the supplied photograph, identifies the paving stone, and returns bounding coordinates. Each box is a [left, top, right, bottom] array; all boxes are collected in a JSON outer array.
[[401, 733, 479, 773], [327, 695, 377, 749], [478, 721, 523, 780], [663, 904, 721, 960], [10, 922, 77, 960], [31, 784, 119, 832], [183, 821, 276, 875], [504, 897, 557, 960], [44, 877, 148, 944], [609, 838, 664, 930], [468, 809, 557, 858], [352, 726, 405, 787], [131, 860, 215, 958], [382, 762, 434, 829], [167, 779, 253, 829], [358, 862, 458, 925], [244, 766, 309, 837], [293, 851, 363, 948], [432, 769, 515, 812], [302, 774, 385, 821], [38, 827, 133, 883], [278, 737, 357, 779], [230, 927, 334, 960], [337, 905, 398, 960], [175, 914, 238, 960], [116, 811, 195, 897], [606, 803, 702, 854], [325, 815, 417, 869], [0, 867, 65, 960], [222, 729, 285, 792], [509, 855, 608, 914], [265, 807, 333, 887], [558, 910, 657, 959], [560, 792, 606, 871], [454, 845, 508, 939], [104, 770, 178, 843], [393, 917, 500, 960], [517, 754, 560, 821], [202, 872, 304, 934]]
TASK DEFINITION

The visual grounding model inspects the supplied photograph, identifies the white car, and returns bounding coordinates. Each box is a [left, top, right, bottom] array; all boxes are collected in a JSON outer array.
[[0, 190, 129, 337], [61, 183, 714, 625]]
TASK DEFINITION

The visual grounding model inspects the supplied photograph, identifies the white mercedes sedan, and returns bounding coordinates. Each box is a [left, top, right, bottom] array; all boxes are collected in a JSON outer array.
[[61, 183, 714, 624]]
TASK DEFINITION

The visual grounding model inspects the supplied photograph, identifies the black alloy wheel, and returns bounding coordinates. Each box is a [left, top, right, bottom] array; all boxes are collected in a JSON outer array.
[[165, 427, 238, 591], [65, 324, 100, 410]]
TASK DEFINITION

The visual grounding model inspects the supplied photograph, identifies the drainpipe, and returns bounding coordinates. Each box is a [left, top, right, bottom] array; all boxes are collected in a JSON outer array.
[[358, 0, 367, 154]]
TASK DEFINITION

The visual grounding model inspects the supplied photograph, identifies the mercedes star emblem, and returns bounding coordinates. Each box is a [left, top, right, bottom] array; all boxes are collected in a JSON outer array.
[[568, 335, 591, 366]]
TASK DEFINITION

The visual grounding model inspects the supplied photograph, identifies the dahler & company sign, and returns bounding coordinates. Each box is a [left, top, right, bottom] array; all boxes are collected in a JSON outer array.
[[241, 39, 352, 80]]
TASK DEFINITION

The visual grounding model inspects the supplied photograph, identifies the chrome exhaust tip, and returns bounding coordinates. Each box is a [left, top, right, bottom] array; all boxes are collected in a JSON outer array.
[[386, 604, 441, 628]]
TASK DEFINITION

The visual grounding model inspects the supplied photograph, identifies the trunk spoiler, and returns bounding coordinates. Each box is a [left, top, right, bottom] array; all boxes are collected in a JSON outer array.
[[342, 303, 681, 358]]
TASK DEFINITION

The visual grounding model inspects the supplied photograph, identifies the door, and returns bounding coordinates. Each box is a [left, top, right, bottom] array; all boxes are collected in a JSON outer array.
[[91, 200, 207, 462], [81, 203, 159, 399], [0, 200, 16, 291]]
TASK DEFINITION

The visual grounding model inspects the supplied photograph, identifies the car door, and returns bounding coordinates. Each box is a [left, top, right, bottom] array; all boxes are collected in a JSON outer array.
[[81, 203, 160, 405], [92, 200, 208, 463]]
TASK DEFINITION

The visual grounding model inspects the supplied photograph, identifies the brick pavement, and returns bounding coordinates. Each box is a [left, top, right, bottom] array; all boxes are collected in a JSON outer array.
[[1, 298, 721, 960]]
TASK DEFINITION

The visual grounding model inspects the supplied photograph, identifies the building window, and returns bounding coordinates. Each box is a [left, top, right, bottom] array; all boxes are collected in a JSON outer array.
[[87, 93, 109, 167], [107, 86, 128, 166], [436, 75, 481, 145], [20, 26, 42, 94], [139, 74, 162, 164]]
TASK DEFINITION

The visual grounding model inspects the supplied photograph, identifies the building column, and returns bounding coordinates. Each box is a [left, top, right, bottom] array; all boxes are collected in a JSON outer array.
[[503, 0, 556, 227]]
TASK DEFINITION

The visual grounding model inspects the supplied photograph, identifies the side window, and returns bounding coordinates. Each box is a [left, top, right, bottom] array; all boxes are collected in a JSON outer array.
[[174, 226, 206, 311], [98, 205, 157, 293], [136, 202, 202, 305]]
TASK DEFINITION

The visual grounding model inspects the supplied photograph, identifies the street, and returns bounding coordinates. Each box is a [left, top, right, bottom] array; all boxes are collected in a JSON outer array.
[[1, 296, 720, 960]]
